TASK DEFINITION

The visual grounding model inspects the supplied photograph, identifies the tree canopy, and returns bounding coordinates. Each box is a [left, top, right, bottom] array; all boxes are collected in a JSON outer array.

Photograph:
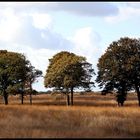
[[96, 37, 140, 106], [44, 51, 95, 105], [0, 50, 30, 104]]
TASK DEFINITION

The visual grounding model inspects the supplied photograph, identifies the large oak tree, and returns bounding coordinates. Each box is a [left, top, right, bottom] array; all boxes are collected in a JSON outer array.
[[44, 51, 95, 106], [96, 37, 140, 106]]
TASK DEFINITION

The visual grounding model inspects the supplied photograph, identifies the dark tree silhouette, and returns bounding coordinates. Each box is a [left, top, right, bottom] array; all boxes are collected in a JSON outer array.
[[96, 37, 140, 106]]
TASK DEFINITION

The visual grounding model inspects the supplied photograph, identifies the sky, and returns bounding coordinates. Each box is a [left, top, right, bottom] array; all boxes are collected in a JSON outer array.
[[0, 2, 140, 92]]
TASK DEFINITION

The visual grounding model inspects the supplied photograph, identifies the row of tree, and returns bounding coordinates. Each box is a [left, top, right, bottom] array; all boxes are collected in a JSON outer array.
[[44, 37, 140, 107], [1, 37, 140, 106]]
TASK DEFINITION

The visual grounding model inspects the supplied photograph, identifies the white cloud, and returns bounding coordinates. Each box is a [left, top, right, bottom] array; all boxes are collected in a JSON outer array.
[[0, 8, 21, 42], [0, 7, 72, 50], [30, 12, 52, 30], [105, 3, 140, 23], [70, 27, 102, 66]]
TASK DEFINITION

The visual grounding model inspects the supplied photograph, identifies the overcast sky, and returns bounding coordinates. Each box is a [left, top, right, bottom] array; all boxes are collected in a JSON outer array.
[[0, 2, 140, 91]]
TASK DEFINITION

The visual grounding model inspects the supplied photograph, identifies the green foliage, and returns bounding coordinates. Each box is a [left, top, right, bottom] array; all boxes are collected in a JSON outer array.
[[0, 50, 27, 89], [0, 50, 30, 104], [96, 37, 140, 106], [97, 37, 139, 90], [44, 51, 95, 92]]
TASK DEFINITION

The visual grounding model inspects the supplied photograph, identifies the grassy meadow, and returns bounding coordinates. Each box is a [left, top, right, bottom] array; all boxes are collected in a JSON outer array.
[[0, 92, 139, 138]]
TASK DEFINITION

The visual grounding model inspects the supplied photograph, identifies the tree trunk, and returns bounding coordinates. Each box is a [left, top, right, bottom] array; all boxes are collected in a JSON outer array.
[[116, 85, 126, 107], [71, 87, 74, 106], [66, 93, 70, 106], [3, 90, 8, 105], [30, 93, 32, 105], [137, 92, 140, 106], [118, 102, 122, 107], [21, 92, 24, 104], [135, 84, 140, 106], [29, 83, 32, 105], [121, 102, 124, 106]]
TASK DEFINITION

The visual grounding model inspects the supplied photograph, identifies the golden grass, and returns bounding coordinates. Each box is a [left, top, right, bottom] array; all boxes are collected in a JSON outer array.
[[0, 93, 139, 138]]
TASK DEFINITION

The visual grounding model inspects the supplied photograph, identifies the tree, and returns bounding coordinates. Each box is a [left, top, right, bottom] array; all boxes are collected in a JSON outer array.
[[0, 50, 29, 105], [44, 51, 95, 106], [25, 63, 42, 105], [96, 37, 140, 106]]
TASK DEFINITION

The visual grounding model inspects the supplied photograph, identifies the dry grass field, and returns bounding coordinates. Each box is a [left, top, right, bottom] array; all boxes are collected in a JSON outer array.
[[0, 92, 139, 138]]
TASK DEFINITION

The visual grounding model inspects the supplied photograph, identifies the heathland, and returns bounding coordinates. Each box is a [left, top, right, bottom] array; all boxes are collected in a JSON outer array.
[[0, 92, 139, 138]]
